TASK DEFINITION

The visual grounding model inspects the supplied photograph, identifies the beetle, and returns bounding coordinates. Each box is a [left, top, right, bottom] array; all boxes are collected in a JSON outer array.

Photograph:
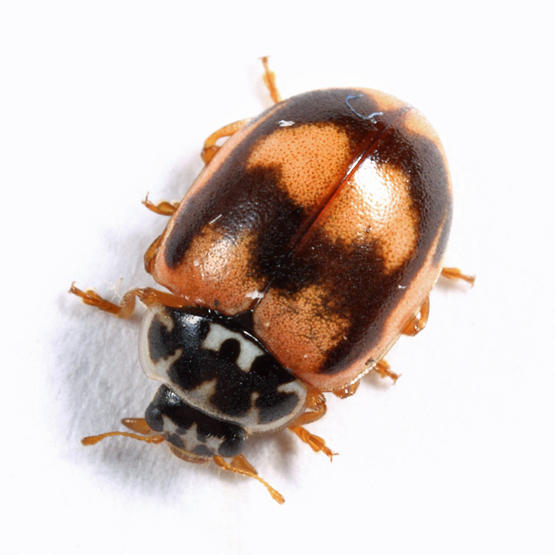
[[70, 57, 473, 503]]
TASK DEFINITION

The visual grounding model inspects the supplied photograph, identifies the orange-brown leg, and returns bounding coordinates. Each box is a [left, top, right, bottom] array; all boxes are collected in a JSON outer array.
[[334, 360, 398, 400], [69, 284, 187, 318], [261, 56, 281, 103], [288, 390, 336, 460], [373, 359, 400, 382], [140, 193, 178, 275], [402, 296, 430, 337], [201, 119, 250, 164], [332, 380, 361, 399], [441, 267, 475, 285], [142, 193, 180, 217], [213, 454, 285, 504], [199, 57, 280, 165]]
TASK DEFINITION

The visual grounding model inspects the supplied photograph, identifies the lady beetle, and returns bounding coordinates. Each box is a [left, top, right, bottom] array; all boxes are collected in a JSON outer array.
[[71, 58, 473, 504]]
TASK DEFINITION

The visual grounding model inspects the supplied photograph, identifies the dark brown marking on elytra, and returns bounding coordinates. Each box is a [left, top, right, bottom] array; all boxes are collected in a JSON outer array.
[[161, 90, 450, 379], [270, 224, 402, 375], [164, 164, 306, 276], [433, 207, 452, 265], [314, 120, 452, 374], [255, 118, 450, 376], [163, 90, 403, 287]]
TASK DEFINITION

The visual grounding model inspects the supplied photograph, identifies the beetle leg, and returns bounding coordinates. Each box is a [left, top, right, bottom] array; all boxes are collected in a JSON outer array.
[[121, 417, 152, 434], [144, 233, 164, 275], [332, 380, 361, 399], [291, 389, 327, 426], [334, 360, 399, 398], [261, 56, 281, 103], [200, 57, 280, 164], [213, 455, 285, 504], [201, 119, 250, 164], [402, 296, 430, 337], [373, 359, 400, 382], [289, 426, 336, 460], [335, 360, 398, 398], [288, 390, 337, 460], [441, 267, 475, 285], [69, 284, 187, 318], [142, 193, 180, 216]]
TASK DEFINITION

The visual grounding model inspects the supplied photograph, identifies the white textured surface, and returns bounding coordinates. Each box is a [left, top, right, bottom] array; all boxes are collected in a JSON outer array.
[[2, 2, 554, 554]]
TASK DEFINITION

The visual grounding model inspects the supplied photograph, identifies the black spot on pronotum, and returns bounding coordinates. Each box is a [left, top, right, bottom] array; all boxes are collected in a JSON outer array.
[[218, 338, 241, 364]]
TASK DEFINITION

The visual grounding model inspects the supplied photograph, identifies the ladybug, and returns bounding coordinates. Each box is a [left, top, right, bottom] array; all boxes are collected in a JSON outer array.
[[71, 57, 473, 504]]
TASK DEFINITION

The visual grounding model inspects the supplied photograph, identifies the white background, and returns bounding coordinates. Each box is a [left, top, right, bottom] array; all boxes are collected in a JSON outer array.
[[2, 1, 553, 554]]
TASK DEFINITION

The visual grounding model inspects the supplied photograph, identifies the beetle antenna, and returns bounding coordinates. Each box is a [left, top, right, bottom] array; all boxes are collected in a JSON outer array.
[[82, 431, 165, 446]]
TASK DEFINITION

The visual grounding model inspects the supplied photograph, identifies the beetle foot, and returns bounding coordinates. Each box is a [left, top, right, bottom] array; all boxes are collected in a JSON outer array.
[[213, 455, 285, 504], [289, 425, 337, 461], [402, 296, 430, 337], [441, 267, 475, 286], [201, 119, 250, 164], [373, 359, 400, 383], [142, 193, 179, 216]]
